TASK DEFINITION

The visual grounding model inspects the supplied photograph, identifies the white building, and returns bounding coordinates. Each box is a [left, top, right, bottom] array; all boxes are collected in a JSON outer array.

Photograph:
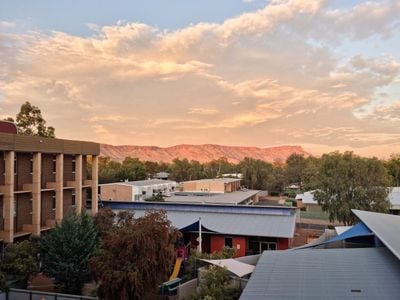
[[100, 179, 177, 201]]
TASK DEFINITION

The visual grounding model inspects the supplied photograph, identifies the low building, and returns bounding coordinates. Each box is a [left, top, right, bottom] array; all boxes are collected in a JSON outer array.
[[0, 129, 100, 243], [241, 210, 400, 299], [100, 201, 297, 257], [165, 190, 259, 205], [100, 179, 177, 201], [182, 178, 241, 193], [297, 188, 400, 214]]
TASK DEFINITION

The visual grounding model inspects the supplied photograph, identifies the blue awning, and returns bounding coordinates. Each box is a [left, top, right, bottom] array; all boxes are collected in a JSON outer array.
[[180, 221, 216, 233], [295, 222, 374, 250]]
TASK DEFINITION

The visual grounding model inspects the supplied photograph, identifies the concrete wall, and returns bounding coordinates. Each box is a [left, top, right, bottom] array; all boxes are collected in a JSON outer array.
[[178, 278, 197, 300]]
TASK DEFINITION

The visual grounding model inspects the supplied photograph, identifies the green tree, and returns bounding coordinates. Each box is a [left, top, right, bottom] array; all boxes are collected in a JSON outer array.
[[190, 265, 241, 300], [98, 157, 122, 184], [314, 152, 391, 225], [0, 271, 8, 292], [89, 209, 181, 300], [1, 239, 39, 288], [387, 154, 400, 186], [170, 158, 192, 181], [285, 153, 307, 185], [13, 101, 55, 137], [40, 211, 99, 294], [118, 157, 146, 181], [238, 157, 273, 190]]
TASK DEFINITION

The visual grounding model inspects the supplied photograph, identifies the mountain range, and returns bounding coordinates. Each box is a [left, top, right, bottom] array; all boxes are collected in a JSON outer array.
[[100, 144, 309, 164]]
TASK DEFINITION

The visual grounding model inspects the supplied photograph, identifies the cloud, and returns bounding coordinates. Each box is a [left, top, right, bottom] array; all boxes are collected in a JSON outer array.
[[0, 1, 400, 156]]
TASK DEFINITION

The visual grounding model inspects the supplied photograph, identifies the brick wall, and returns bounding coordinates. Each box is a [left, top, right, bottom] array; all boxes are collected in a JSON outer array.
[[63, 189, 73, 217], [15, 152, 32, 191], [15, 193, 32, 232], [41, 191, 55, 226], [41, 154, 56, 189]]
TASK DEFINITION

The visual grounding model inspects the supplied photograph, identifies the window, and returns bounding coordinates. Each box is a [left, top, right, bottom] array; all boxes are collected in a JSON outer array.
[[52, 157, 57, 173], [29, 198, 33, 215], [224, 237, 233, 248], [72, 191, 76, 206], [14, 156, 17, 175], [13, 199, 17, 216], [52, 192, 56, 210], [72, 158, 76, 173], [30, 158, 33, 174]]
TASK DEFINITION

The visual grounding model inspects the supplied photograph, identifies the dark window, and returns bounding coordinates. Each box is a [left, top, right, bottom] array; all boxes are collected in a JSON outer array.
[[14, 156, 17, 175], [30, 158, 33, 174], [52, 192, 56, 210], [52, 157, 57, 173], [72, 191, 76, 206], [72, 159, 76, 173], [224, 237, 233, 248]]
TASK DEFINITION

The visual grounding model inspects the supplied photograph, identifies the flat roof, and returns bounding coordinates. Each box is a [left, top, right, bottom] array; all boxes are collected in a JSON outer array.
[[183, 178, 241, 184], [165, 190, 259, 205], [100, 179, 176, 187], [353, 209, 400, 260], [0, 132, 99, 155], [241, 248, 400, 300], [101, 202, 296, 238]]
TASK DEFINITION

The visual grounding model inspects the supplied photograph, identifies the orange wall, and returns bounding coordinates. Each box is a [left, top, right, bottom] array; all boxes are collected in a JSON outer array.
[[210, 235, 246, 257]]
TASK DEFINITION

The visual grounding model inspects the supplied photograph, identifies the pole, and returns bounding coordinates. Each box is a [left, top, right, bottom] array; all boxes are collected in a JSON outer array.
[[199, 217, 202, 253]]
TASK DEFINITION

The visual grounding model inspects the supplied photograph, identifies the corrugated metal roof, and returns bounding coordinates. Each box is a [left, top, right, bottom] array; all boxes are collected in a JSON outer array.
[[131, 209, 295, 238], [183, 178, 241, 184], [241, 248, 400, 300], [352, 209, 400, 260], [165, 190, 259, 205], [104, 202, 296, 238], [100, 179, 176, 187]]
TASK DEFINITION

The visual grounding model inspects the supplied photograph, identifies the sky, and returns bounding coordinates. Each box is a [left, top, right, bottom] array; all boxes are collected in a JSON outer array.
[[1, 0, 400, 157]]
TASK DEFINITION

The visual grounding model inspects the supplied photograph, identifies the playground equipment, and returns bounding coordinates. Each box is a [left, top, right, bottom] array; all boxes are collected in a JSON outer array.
[[169, 258, 183, 281]]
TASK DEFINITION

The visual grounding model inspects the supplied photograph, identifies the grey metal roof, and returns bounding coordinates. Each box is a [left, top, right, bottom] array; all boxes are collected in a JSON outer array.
[[183, 178, 241, 184], [165, 190, 259, 205], [352, 209, 400, 260], [113, 203, 296, 238], [241, 247, 400, 300], [100, 179, 176, 187]]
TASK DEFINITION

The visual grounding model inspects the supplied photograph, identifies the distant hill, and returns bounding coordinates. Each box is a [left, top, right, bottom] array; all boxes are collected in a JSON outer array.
[[100, 144, 309, 164]]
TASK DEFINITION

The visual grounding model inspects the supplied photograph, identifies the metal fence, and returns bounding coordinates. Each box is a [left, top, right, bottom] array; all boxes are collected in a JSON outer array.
[[2, 288, 98, 300]]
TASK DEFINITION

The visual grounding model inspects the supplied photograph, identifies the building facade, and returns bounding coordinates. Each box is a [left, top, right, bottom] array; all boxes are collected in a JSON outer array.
[[0, 131, 100, 243], [182, 178, 241, 193], [100, 179, 177, 201], [101, 201, 296, 257]]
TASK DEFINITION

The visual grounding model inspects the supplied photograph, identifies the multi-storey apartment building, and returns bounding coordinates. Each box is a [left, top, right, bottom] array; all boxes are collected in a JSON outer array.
[[0, 129, 100, 243]]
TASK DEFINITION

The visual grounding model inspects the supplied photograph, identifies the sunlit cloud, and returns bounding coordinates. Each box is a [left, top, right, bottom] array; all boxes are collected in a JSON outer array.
[[0, 0, 400, 157]]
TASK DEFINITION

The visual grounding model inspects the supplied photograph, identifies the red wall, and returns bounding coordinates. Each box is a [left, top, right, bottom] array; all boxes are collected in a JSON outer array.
[[277, 238, 289, 250], [210, 235, 246, 257]]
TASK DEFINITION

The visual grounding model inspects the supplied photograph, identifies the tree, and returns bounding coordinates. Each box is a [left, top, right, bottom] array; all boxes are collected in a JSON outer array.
[[89, 209, 181, 300], [40, 211, 99, 294], [118, 157, 146, 181], [285, 153, 307, 185], [387, 154, 400, 186], [1, 239, 39, 288], [314, 152, 391, 225], [12, 102, 55, 137], [189, 265, 241, 300]]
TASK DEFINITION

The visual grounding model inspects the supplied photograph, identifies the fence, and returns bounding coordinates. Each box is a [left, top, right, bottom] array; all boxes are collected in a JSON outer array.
[[1, 288, 98, 300]]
